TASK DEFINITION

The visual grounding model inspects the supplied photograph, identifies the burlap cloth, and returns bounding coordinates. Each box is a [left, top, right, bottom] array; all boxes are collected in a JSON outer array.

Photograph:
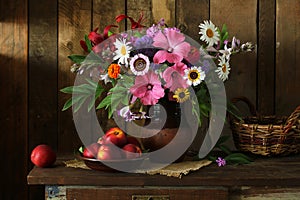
[[64, 159, 212, 179]]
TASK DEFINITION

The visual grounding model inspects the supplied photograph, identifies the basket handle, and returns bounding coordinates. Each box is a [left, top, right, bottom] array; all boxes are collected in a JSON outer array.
[[284, 105, 300, 133], [230, 96, 258, 117]]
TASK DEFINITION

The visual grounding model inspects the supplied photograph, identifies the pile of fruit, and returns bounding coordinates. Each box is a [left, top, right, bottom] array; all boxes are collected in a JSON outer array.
[[80, 127, 143, 160]]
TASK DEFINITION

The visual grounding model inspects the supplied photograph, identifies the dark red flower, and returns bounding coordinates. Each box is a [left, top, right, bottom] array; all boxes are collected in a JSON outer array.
[[115, 13, 145, 29], [80, 25, 118, 52]]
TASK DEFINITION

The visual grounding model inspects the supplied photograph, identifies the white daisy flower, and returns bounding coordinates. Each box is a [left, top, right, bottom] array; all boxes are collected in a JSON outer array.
[[184, 66, 206, 86], [215, 55, 231, 81], [199, 20, 220, 47], [113, 38, 132, 66], [129, 53, 150, 76]]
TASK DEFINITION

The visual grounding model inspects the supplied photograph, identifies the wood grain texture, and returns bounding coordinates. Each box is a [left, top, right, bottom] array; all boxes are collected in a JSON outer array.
[[152, 0, 175, 27], [176, 0, 209, 40], [276, 0, 300, 115], [28, 155, 300, 186], [93, 0, 125, 31], [257, 0, 276, 115], [66, 187, 228, 200], [28, 0, 58, 199], [127, 0, 153, 27], [58, 0, 92, 153], [0, 0, 28, 199], [210, 0, 257, 105], [92, 0, 126, 133]]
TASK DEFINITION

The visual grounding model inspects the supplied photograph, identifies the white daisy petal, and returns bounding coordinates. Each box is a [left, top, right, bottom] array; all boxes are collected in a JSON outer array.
[[215, 55, 231, 81], [114, 38, 131, 66], [199, 20, 220, 47]]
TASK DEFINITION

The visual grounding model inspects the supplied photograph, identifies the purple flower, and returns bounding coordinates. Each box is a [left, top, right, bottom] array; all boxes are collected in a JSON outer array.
[[134, 35, 153, 49], [158, 18, 165, 26], [147, 24, 161, 38], [216, 157, 226, 167]]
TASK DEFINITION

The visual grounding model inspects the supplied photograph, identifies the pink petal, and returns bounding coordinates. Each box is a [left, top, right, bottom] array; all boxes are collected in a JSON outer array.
[[148, 70, 161, 85], [173, 42, 191, 58], [130, 84, 147, 98], [162, 67, 175, 83], [166, 30, 185, 48], [172, 62, 187, 75], [152, 31, 169, 50], [153, 50, 168, 64], [165, 52, 182, 64], [151, 84, 165, 99]]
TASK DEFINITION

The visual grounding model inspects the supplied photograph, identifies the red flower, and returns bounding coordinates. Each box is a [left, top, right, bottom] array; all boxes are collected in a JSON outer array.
[[80, 25, 118, 52], [115, 13, 145, 29]]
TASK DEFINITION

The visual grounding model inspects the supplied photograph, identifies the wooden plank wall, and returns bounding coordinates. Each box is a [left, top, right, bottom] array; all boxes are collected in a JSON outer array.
[[1, 0, 300, 199]]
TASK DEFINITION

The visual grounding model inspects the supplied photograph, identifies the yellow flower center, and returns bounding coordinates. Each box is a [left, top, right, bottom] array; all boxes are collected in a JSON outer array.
[[121, 45, 127, 55], [222, 64, 227, 73], [206, 28, 214, 38]]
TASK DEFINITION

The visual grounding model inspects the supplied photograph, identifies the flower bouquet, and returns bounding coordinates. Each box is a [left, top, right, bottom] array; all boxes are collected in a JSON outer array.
[[61, 13, 255, 167]]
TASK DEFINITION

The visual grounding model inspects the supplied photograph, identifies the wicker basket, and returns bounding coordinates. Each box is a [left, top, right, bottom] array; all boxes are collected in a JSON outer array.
[[230, 96, 300, 156]]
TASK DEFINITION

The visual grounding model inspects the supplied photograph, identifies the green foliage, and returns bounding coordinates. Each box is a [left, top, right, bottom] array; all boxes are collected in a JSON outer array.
[[68, 55, 86, 64], [84, 34, 92, 52], [60, 79, 104, 113], [206, 135, 254, 166]]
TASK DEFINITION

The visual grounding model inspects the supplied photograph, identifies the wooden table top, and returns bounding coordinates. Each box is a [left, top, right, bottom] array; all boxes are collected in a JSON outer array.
[[27, 154, 300, 187]]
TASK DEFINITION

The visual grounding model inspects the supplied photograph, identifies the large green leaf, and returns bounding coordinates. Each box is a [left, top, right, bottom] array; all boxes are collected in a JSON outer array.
[[68, 55, 86, 64], [96, 95, 112, 110], [84, 34, 92, 52]]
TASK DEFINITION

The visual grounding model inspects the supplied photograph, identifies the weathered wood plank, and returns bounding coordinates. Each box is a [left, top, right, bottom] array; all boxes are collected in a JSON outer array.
[[67, 187, 228, 200], [152, 0, 175, 27], [210, 0, 257, 105], [276, 0, 300, 115], [127, 0, 153, 27], [92, 0, 126, 134], [0, 0, 28, 199], [28, 155, 300, 186], [257, 0, 276, 115], [28, 0, 58, 199], [58, 0, 92, 153], [93, 0, 125, 31], [176, 0, 209, 40]]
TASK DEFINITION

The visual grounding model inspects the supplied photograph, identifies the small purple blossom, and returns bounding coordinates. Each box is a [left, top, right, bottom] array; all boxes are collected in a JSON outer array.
[[146, 24, 161, 38], [158, 18, 165, 26], [216, 157, 226, 167], [150, 63, 161, 71], [134, 35, 153, 49]]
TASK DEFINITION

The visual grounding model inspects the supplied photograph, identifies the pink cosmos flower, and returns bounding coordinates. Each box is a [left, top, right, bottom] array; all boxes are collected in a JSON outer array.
[[130, 71, 165, 105], [162, 63, 188, 92], [152, 29, 191, 64]]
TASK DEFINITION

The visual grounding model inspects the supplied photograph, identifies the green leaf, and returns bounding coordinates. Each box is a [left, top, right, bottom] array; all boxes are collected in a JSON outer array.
[[68, 55, 86, 64], [219, 144, 232, 155], [88, 87, 104, 112], [222, 32, 229, 41], [216, 135, 230, 146], [78, 146, 84, 154], [62, 98, 73, 111], [73, 95, 88, 113], [60, 84, 92, 94], [96, 95, 112, 110], [84, 34, 92, 52], [225, 153, 253, 164], [85, 78, 99, 88], [60, 86, 74, 94], [221, 24, 227, 36]]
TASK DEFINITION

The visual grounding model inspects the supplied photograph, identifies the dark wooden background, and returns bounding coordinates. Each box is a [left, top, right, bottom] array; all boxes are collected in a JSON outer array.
[[1, 0, 299, 199]]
